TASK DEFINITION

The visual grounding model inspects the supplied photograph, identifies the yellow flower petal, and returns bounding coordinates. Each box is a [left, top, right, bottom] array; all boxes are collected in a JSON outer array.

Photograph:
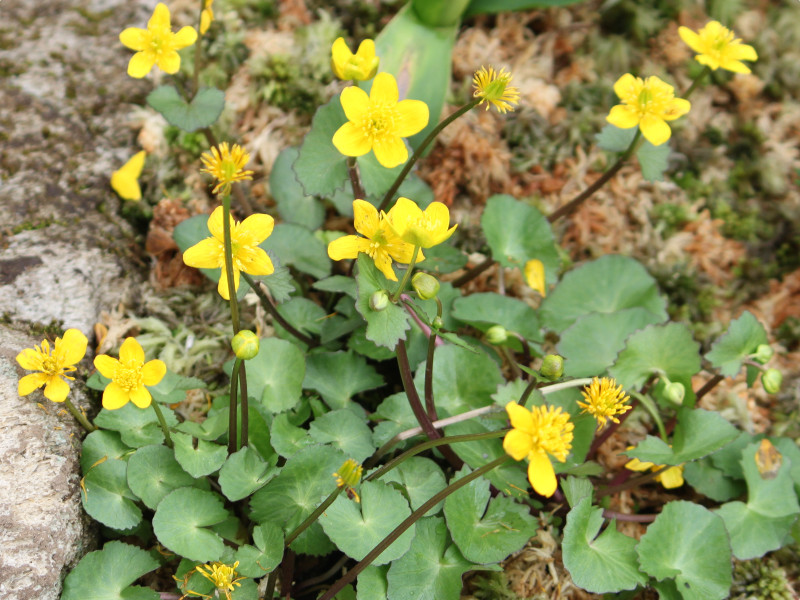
[[119, 27, 147, 51], [503, 428, 533, 461], [149, 3, 171, 29], [328, 235, 370, 261], [606, 105, 640, 129], [57, 329, 88, 366], [662, 98, 691, 121], [505, 401, 534, 433], [678, 26, 703, 53], [239, 213, 275, 244], [102, 382, 130, 410], [625, 456, 653, 472], [238, 247, 274, 276], [156, 50, 182, 75], [333, 122, 372, 158], [613, 73, 639, 102], [523, 259, 546, 296], [373, 135, 408, 169], [528, 451, 557, 497], [127, 52, 156, 78], [395, 99, 429, 138], [43, 377, 70, 403], [340, 86, 371, 123], [639, 113, 671, 146], [373, 251, 398, 281], [18, 373, 47, 396], [385, 197, 420, 239], [172, 26, 198, 50], [141, 359, 167, 387], [94, 355, 121, 380], [111, 151, 146, 201], [657, 466, 684, 489], [217, 267, 240, 300], [119, 337, 145, 366], [331, 37, 351, 79], [353, 200, 380, 238], [183, 237, 223, 269], [370, 72, 398, 105], [129, 385, 153, 409], [16, 348, 43, 371]]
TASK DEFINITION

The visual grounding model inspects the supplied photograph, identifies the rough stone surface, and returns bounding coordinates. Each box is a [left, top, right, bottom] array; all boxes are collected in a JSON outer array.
[[0, 0, 153, 598], [0, 325, 95, 600]]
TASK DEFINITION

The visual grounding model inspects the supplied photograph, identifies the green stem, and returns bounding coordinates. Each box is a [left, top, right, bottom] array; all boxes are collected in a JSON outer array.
[[377, 98, 481, 213], [284, 488, 343, 547], [391, 245, 421, 303], [681, 66, 711, 100], [192, 0, 204, 97], [151, 402, 173, 449], [221, 194, 241, 334], [239, 364, 248, 450], [347, 156, 364, 200], [423, 298, 443, 420], [547, 129, 642, 223], [633, 391, 667, 441], [228, 357, 243, 454], [319, 455, 511, 600], [452, 256, 496, 288], [63, 398, 96, 432], [264, 569, 278, 600], [241, 273, 318, 348]]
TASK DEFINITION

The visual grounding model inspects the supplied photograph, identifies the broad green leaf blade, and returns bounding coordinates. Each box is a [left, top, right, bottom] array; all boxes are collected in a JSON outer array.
[[562, 476, 594, 508], [683, 459, 745, 502], [94, 403, 179, 448], [595, 123, 637, 152], [386, 517, 475, 600], [218, 447, 278, 502], [149, 370, 206, 405], [451, 292, 541, 342], [637, 139, 670, 182], [152, 488, 230, 563], [293, 97, 348, 197], [309, 409, 376, 463], [372, 392, 418, 447], [357, 565, 389, 600], [540, 255, 667, 333], [270, 147, 325, 230], [235, 522, 283, 577], [250, 445, 345, 556], [172, 432, 228, 478], [80, 429, 132, 471], [245, 337, 305, 413], [263, 223, 330, 279], [274, 297, 327, 338], [270, 412, 315, 458], [61, 541, 159, 600], [557, 307, 664, 377], [304, 351, 384, 409], [562, 497, 647, 593], [418, 242, 468, 275], [81, 459, 142, 530], [636, 501, 732, 600], [715, 442, 800, 559], [609, 323, 702, 393], [705, 311, 768, 377], [319, 480, 415, 565], [466, 0, 582, 16], [127, 444, 196, 510], [377, 456, 447, 517], [354, 255, 410, 350], [481, 194, 560, 283], [147, 86, 225, 132], [625, 408, 739, 466], [444, 467, 537, 564]]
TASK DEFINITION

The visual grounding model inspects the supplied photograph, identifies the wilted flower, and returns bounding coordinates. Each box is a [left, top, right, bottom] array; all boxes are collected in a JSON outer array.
[[578, 377, 632, 428], [200, 143, 254, 195], [473, 66, 520, 113]]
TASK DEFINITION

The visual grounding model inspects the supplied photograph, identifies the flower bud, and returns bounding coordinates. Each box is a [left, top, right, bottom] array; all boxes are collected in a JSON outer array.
[[753, 344, 774, 365], [231, 330, 259, 360], [540, 354, 564, 380], [432, 316, 444, 330], [486, 325, 507, 345], [411, 272, 440, 300], [664, 382, 685, 406], [762, 369, 783, 394], [369, 291, 389, 311]]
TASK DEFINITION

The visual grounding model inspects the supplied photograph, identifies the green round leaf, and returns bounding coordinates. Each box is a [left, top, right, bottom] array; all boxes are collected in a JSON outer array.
[[270, 147, 325, 229], [308, 409, 376, 463], [235, 522, 284, 577], [562, 497, 647, 593], [152, 487, 230, 562], [61, 540, 159, 600], [81, 459, 142, 530], [93, 403, 179, 448], [146, 85, 225, 132], [269, 412, 315, 458], [636, 501, 732, 600], [293, 97, 349, 197], [355, 255, 410, 350], [540, 255, 667, 332], [683, 459, 745, 502], [443, 467, 537, 564], [172, 431, 228, 478], [637, 138, 670, 182], [319, 480, 415, 565], [452, 292, 541, 342], [245, 336, 306, 413], [705, 311, 769, 377], [378, 456, 447, 517], [127, 444, 196, 510], [263, 223, 331, 279], [304, 351, 384, 409], [80, 429, 132, 472], [218, 447, 278, 502]]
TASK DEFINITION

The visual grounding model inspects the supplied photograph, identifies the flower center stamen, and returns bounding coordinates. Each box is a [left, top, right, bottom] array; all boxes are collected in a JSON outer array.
[[116, 364, 143, 392]]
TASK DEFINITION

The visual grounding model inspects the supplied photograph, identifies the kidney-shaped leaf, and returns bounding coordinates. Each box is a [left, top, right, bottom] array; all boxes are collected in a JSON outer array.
[[81, 458, 142, 531], [127, 444, 197, 510], [61, 540, 159, 600], [705, 311, 768, 377]]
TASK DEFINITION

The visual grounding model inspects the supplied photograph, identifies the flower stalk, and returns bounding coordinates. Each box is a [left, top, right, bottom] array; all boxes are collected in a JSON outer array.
[[151, 401, 173, 449], [64, 398, 96, 432], [221, 194, 241, 334], [391, 245, 421, 303], [424, 297, 443, 420], [241, 273, 318, 348]]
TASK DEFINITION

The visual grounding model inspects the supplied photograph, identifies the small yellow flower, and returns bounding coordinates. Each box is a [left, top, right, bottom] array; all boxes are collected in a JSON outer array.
[[578, 377, 632, 428], [331, 37, 379, 81], [183, 206, 275, 300], [384, 197, 457, 249], [473, 66, 520, 113], [332, 72, 429, 169], [333, 459, 364, 502], [17, 329, 88, 403], [110, 151, 146, 201], [119, 3, 197, 79], [626, 450, 684, 489], [503, 401, 574, 497], [196, 561, 244, 600], [93, 338, 166, 410], [200, 0, 214, 35], [606, 74, 691, 146], [328, 200, 421, 281], [679, 21, 757, 74], [523, 259, 546, 296], [200, 143, 254, 196]]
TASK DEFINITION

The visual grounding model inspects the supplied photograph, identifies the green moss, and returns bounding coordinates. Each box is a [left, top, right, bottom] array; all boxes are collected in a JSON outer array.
[[731, 557, 794, 600], [11, 218, 61, 234]]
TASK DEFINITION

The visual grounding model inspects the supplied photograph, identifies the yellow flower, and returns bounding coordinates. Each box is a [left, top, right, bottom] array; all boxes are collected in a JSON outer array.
[[333, 458, 364, 502], [200, 0, 214, 35], [93, 338, 166, 410], [331, 37, 379, 81], [328, 200, 421, 281], [606, 74, 691, 146], [110, 151, 146, 201], [119, 3, 197, 79], [626, 451, 685, 489], [679, 21, 757, 74], [183, 206, 275, 300], [332, 72, 429, 169], [523, 259, 546, 296], [384, 197, 457, 249], [17, 329, 88, 403], [578, 377, 632, 428], [503, 401, 574, 497], [473, 66, 520, 114], [196, 561, 244, 600], [200, 143, 254, 196]]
